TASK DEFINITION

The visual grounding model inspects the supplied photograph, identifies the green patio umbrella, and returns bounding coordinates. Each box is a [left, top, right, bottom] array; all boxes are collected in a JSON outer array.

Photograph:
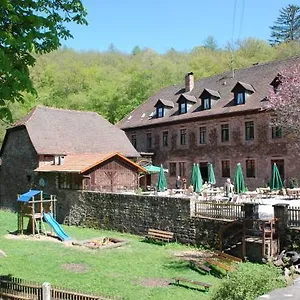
[[194, 164, 203, 193], [145, 165, 168, 174], [270, 163, 284, 190], [190, 163, 203, 192], [190, 163, 196, 187], [234, 163, 246, 194], [157, 164, 167, 192], [208, 163, 216, 185]]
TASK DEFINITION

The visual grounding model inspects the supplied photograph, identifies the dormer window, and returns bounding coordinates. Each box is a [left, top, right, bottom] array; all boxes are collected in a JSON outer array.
[[177, 94, 197, 115], [154, 99, 174, 118], [203, 98, 211, 110], [236, 92, 245, 105], [199, 89, 220, 110], [157, 106, 164, 118], [231, 81, 254, 106], [179, 102, 187, 114]]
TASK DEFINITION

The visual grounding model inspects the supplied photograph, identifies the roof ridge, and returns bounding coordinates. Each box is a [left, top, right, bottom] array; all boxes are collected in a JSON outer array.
[[190, 55, 300, 85], [231, 55, 300, 74], [26, 106, 38, 124], [12, 106, 38, 127], [35, 105, 99, 115]]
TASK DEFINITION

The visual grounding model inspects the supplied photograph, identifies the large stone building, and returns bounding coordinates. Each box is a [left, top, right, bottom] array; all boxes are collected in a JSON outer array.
[[0, 106, 143, 210], [118, 56, 300, 190]]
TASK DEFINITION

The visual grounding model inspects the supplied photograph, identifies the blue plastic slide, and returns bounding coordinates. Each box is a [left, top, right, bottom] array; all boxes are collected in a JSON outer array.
[[43, 213, 71, 241]]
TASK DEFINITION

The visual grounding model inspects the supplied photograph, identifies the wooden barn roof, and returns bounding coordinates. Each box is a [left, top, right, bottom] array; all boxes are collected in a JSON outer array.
[[10, 106, 140, 157], [117, 56, 300, 130], [34, 152, 146, 174]]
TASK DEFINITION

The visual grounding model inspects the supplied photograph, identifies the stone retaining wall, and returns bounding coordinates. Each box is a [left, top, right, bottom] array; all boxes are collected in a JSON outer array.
[[62, 191, 227, 248]]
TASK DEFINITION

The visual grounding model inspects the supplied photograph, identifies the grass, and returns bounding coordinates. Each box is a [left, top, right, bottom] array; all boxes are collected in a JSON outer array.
[[0, 210, 221, 299]]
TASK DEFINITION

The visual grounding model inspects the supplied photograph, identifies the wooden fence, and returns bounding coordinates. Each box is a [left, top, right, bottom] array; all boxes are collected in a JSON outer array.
[[288, 206, 300, 228], [194, 201, 245, 220], [0, 276, 108, 300]]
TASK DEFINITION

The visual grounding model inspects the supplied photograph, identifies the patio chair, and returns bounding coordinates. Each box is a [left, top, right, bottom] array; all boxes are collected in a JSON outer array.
[[281, 188, 287, 198], [286, 188, 297, 199]]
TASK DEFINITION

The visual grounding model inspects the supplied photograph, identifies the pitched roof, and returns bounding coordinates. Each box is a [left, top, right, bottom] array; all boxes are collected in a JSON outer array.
[[11, 106, 140, 157], [34, 152, 146, 173], [154, 99, 174, 108], [177, 94, 197, 103], [117, 56, 300, 130], [202, 88, 221, 98], [231, 81, 255, 92]]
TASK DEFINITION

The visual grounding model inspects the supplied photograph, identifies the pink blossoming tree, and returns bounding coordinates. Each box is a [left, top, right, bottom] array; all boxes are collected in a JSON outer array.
[[267, 64, 300, 139]]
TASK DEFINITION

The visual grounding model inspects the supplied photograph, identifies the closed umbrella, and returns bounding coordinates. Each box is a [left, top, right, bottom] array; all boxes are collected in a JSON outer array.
[[194, 164, 203, 192], [270, 163, 284, 190], [190, 163, 196, 187], [157, 164, 167, 192], [234, 163, 246, 194], [208, 163, 216, 185]]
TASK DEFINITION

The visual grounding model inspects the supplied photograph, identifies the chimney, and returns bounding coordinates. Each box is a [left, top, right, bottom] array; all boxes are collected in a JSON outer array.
[[185, 72, 194, 92]]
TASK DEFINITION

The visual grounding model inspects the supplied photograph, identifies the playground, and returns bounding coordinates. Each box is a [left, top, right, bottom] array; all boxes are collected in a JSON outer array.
[[17, 190, 71, 241], [15, 190, 130, 252]]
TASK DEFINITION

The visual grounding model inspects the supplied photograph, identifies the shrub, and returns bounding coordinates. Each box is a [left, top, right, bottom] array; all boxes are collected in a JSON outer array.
[[211, 262, 286, 300], [288, 178, 299, 188]]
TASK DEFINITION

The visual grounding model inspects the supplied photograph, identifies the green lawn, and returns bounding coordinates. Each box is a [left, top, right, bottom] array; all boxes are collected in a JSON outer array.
[[0, 210, 221, 299]]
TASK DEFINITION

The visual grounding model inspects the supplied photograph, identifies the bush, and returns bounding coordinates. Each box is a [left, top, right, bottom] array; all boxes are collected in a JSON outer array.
[[211, 262, 286, 300], [288, 178, 299, 188]]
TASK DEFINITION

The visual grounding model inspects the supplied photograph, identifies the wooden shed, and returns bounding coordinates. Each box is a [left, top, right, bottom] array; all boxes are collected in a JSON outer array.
[[35, 152, 146, 193]]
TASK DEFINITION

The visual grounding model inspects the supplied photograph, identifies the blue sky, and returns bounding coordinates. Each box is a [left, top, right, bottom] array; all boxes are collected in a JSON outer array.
[[63, 0, 297, 53]]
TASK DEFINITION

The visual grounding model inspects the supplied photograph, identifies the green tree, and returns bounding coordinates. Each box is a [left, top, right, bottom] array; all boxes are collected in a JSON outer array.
[[269, 4, 300, 45], [0, 0, 87, 121], [131, 45, 142, 56], [203, 35, 219, 51]]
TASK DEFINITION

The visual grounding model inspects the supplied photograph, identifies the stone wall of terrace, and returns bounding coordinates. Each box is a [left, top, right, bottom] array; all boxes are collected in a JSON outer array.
[[62, 191, 227, 248], [56, 191, 300, 254]]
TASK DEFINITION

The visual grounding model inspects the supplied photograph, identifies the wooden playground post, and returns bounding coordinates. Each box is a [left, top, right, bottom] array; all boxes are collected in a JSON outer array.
[[32, 195, 35, 235]]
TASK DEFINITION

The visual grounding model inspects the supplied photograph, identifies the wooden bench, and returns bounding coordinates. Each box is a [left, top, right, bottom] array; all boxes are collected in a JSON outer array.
[[190, 260, 211, 274], [173, 277, 211, 293], [206, 258, 236, 272], [146, 229, 174, 243], [214, 250, 242, 263]]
